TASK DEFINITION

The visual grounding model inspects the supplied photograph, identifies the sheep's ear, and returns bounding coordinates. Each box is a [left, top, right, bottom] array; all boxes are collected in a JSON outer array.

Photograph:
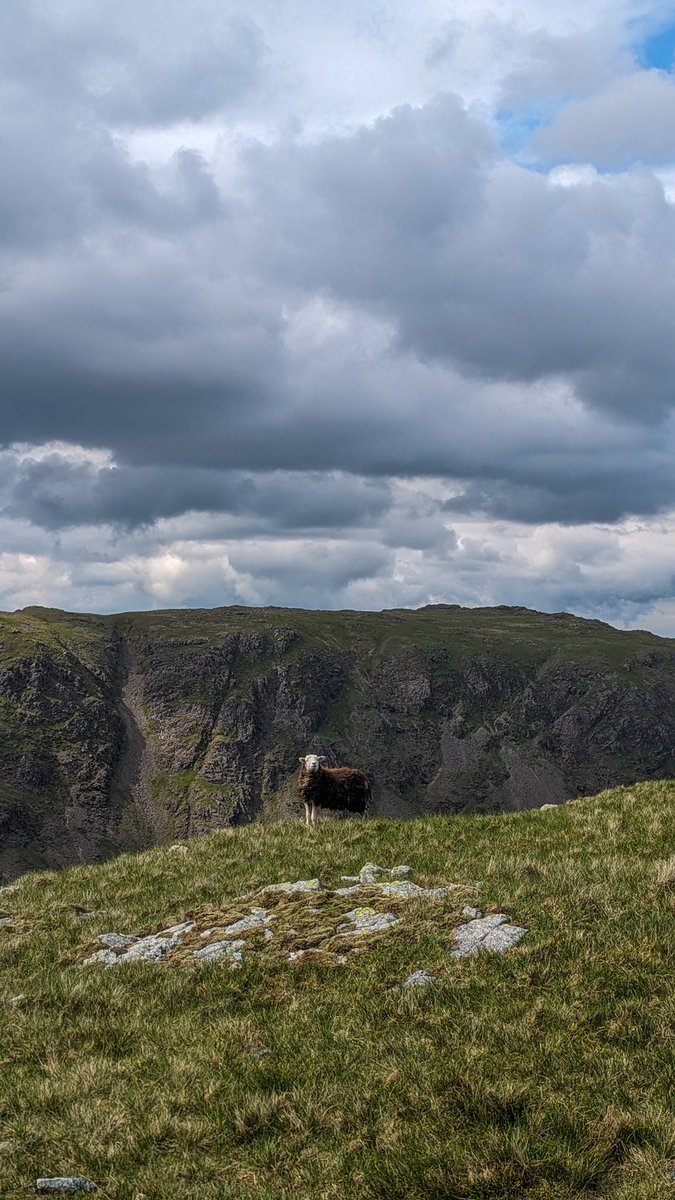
[[298, 757, 306, 764], [318, 755, 327, 762]]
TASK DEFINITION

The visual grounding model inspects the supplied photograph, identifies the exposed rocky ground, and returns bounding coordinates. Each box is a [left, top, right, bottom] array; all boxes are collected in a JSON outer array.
[[2, 601, 675, 882], [73, 860, 525, 976]]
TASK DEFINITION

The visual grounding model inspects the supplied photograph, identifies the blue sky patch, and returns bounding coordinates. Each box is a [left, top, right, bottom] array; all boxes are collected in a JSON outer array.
[[493, 107, 549, 157], [637, 23, 675, 71]]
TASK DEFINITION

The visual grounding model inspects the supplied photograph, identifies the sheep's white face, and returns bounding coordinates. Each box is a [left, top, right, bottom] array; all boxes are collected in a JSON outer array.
[[299, 754, 325, 773]]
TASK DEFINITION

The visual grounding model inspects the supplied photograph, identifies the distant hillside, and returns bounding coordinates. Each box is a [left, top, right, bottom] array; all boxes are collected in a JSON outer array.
[[1, 782, 674, 1198], [2, 602, 675, 882]]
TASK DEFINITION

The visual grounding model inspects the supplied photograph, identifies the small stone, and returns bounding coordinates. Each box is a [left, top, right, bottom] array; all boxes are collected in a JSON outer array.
[[7, 994, 26, 1005], [251, 1047, 269, 1058], [0, 917, 15, 927], [158, 922, 195, 936], [402, 969, 435, 989], [36, 1178, 97, 1194], [391, 865, 413, 877], [335, 885, 363, 896], [263, 928, 274, 940], [288, 947, 323, 961], [462, 906, 483, 920], [167, 844, 188, 853], [0, 1139, 16, 1152], [538, 804, 558, 811]]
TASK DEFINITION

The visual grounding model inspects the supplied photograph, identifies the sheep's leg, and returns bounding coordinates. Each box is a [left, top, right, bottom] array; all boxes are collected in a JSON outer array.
[[304, 802, 311, 827], [311, 803, 317, 827]]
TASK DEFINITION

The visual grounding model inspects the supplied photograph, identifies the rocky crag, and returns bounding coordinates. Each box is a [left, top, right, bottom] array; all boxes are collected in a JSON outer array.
[[2, 602, 675, 882]]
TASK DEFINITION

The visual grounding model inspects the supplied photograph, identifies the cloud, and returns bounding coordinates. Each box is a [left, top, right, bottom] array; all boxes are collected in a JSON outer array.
[[0, 0, 265, 128], [531, 71, 675, 166], [1, 0, 675, 629]]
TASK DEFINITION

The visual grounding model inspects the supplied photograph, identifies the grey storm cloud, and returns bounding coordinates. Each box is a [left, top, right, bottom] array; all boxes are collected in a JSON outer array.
[[2, 3, 675, 539], [0, 454, 393, 533]]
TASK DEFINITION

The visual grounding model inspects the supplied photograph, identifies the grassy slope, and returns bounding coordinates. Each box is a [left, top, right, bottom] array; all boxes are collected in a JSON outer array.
[[1, 781, 674, 1199]]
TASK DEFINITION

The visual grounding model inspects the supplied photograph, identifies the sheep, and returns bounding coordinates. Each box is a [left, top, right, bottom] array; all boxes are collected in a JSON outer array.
[[297, 754, 371, 826]]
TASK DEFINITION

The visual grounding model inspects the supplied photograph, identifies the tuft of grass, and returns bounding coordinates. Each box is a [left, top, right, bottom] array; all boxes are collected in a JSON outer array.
[[0, 780, 674, 1198], [655, 854, 675, 891]]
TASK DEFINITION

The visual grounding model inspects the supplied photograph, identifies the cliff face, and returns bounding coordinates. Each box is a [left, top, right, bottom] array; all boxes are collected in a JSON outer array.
[[2, 603, 675, 882]]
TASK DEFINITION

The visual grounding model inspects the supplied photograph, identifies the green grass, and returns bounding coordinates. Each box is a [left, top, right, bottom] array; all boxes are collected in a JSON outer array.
[[1, 781, 674, 1199]]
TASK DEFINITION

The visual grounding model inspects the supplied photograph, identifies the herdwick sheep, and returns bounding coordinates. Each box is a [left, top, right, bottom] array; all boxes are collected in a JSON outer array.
[[297, 754, 371, 826]]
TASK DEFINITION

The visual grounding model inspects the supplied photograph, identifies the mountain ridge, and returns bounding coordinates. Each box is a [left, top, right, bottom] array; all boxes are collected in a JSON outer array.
[[2, 602, 675, 883]]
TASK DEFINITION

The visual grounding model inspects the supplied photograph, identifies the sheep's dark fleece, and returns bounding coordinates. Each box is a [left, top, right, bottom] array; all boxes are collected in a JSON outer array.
[[297, 754, 371, 824]]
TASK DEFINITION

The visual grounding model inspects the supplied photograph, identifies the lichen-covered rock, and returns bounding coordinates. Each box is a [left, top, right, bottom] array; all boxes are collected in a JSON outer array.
[[84, 925, 191, 967], [264, 878, 321, 894], [96, 932, 139, 950], [193, 938, 245, 965], [116, 934, 181, 963], [222, 908, 275, 935], [379, 881, 450, 900], [81, 948, 120, 967], [341, 863, 412, 885], [451, 913, 527, 958], [158, 922, 195, 935], [337, 907, 400, 935], [402, 969, 436, 988]]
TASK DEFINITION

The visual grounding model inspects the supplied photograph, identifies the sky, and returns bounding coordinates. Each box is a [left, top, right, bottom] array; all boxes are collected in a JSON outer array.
[[2, 1, 675, 632]]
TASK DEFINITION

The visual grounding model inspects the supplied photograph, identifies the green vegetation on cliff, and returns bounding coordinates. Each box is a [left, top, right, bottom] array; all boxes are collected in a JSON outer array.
[[0, 781, 674, 1198]]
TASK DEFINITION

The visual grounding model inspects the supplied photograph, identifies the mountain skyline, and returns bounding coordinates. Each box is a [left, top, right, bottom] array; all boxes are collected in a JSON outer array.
[[2, 1, 675, 631]]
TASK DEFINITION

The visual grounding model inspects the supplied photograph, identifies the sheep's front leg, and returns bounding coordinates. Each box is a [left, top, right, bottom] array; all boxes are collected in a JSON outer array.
[[304, 802, 311, 827], [311, 803, 318, 827]]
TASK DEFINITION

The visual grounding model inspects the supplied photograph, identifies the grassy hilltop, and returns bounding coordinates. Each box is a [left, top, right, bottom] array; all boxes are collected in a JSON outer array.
[[3, 602, 675, 883], [1, 780, 674, 1199]]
